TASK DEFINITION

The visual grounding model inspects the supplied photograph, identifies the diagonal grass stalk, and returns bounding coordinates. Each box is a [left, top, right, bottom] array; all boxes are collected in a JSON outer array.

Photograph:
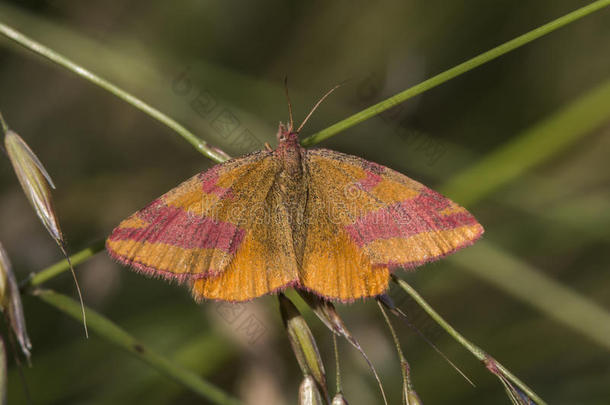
[[391, 276, 546, 405], [301, 0, 610, 146], [0, 23, 229, 164], [33, 289, 242, 405], [24, 240, 105, 288]]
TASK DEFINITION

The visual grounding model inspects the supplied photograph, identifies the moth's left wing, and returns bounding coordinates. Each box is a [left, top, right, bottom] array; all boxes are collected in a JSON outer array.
[[107, 151, 283, 283]]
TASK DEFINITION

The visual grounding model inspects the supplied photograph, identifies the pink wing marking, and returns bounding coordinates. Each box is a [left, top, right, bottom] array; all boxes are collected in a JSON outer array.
[[344, 191, 478, 247], [108, 199, 245, 254]]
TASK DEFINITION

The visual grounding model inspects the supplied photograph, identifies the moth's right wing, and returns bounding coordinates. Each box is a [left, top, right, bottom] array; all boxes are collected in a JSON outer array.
[[300, 148, 483, 301]]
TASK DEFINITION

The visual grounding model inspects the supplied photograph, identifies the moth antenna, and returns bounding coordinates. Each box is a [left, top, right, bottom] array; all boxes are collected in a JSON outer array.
[[284, 76, 294, 132], [296, 83, 342, 133]]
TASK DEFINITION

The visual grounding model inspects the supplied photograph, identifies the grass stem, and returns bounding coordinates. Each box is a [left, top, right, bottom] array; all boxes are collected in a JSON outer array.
[[0, 22, 229, 163], [34, 289, 243, 405], [392, 275, 546, 405], [25, 239, 105, 288], [301, 0, 610, 146]]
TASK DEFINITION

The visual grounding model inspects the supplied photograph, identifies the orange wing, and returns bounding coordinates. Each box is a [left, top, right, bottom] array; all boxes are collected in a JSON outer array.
[[107, 151, 281, 281], [300, 149, 483, 301]]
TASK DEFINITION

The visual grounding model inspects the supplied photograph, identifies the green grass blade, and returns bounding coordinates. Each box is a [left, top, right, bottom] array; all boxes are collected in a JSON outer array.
[[0, 22, 228, 163], [34, 289, 242, 405], [301, 0, 610, 147], [25, 240, 105, 288], [392, 276, 547, 405]]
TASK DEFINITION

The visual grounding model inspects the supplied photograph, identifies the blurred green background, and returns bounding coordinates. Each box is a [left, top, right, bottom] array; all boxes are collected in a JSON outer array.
[[1, 1, 609, 404]]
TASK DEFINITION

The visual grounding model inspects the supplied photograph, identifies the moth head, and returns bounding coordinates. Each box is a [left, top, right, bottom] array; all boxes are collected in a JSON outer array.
[[277, 123, 299, 144]]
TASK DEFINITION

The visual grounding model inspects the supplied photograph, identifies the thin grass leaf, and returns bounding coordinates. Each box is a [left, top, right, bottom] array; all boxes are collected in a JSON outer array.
[[33, 289, 242, 405], [392, 275, 547, 405], [299, 291, 388, 405]]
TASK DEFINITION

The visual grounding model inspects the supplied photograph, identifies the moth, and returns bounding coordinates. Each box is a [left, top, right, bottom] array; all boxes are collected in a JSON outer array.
[[107, 90, 483, 302]]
